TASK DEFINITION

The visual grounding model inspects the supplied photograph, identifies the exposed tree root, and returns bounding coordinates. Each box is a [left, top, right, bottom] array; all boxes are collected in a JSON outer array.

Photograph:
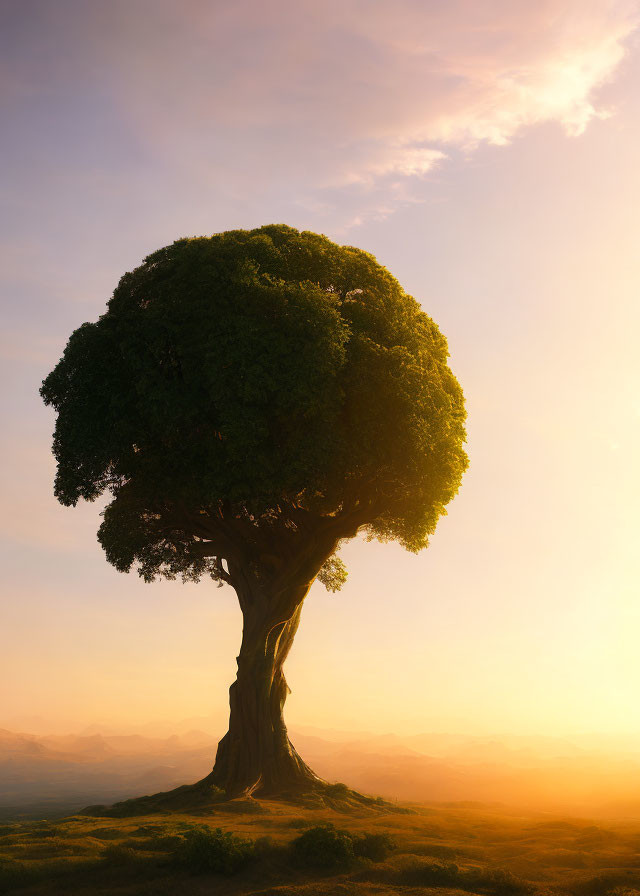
[[80, 777, 410, 818]]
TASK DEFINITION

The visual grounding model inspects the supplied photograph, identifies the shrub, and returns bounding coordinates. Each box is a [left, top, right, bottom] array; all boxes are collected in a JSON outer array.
[[470, 867, 533, 895], [291, 824, 356, 871], [397, 861, 533, 895], [291, 825, 396, 870], [353, 832, 396, 861], [173, 826, 254, 875], [398, 860, 461, 887]]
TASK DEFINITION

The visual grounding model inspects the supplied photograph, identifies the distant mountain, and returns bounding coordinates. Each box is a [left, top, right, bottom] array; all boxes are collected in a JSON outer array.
[[2, 725, 640, 820]]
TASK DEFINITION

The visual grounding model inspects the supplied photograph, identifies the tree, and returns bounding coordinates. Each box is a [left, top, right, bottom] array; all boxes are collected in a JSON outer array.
[[40, 225, 467, 799]]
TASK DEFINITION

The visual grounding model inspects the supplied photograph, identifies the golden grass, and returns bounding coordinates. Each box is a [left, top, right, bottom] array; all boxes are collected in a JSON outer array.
[[1, 800, 640, 895]]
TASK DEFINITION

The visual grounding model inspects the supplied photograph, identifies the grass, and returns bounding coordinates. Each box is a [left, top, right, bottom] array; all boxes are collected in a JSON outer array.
[[1, 800, 640, 894]]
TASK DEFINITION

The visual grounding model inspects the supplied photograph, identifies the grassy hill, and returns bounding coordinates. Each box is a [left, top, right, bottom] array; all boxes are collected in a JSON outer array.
[[2, 797, 640, 895]]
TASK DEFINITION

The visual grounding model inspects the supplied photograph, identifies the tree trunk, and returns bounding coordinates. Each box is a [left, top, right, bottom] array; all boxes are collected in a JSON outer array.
[[206, 583, 322, 797]]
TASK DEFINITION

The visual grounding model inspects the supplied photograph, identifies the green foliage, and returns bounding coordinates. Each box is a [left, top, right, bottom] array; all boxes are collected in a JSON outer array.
[[291, 823, 356, 870], [291, 824, 396, 871], [397, 861, 533, 894], [290, 823, 393, 870], [397, 860, 461, 887], [41, 225, 467, 588], [352, 832, 396, 861], [172, 826, 254, 874], [317, 556, 348, 592]]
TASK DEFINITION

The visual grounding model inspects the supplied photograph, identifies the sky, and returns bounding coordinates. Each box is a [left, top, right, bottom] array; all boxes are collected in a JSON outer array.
[[1, 0, 639, 740]]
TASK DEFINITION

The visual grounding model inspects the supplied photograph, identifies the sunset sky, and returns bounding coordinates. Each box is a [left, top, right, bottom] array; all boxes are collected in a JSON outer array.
[[1, 0, 639, 740]]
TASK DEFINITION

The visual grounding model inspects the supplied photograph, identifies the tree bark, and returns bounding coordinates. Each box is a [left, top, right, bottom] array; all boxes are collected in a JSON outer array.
[[205, 581, 322, 797]]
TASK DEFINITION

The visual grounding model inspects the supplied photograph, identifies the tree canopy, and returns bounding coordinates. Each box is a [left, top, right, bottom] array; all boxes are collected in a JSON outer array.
[[41, 225, 467, 590]]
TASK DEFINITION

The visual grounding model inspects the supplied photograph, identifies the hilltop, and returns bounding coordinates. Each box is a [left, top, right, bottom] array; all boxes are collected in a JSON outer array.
[[2, 797, 640, 895]]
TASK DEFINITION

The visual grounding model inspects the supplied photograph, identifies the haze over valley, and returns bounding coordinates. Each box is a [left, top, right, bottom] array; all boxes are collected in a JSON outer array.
[[3, 721, 640, 821]]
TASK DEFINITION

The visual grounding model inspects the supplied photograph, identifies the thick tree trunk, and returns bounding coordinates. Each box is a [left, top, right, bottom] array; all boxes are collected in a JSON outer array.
[[206, 583, 322, 797]]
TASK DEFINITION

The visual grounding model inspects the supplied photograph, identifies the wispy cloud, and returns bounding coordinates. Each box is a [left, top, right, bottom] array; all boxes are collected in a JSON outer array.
[[78, 0, 636, 219], [3, 0, 637, 224]]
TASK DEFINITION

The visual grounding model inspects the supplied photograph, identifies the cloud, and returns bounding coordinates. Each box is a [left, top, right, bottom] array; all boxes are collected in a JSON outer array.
[[4, 0, 638, 222]]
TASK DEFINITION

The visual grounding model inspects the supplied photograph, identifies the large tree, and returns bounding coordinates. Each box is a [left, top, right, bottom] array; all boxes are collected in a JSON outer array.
[[41, 225, 467, 799]]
